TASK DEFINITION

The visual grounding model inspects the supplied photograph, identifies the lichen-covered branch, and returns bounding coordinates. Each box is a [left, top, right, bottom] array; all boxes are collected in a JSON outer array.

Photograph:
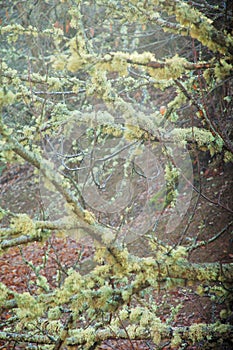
[[126, 57, 214, 71], [0, 1, 233, 348], [148, 0, 233, 56], [0, 119, 112, 244], [108, 248, 233, 284], [0, 323, 232, 348], [0, 331, 57, 345], [174, 79, 233, 154], [188, 220, 233, 252], [0, 234, 42, 250], [65, 323, 233, 347]]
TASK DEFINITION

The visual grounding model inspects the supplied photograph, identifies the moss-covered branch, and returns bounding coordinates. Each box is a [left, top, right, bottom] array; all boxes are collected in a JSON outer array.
[[148, 0, 233, 56], [0, 323, 232, 348], [0, 1, 232, 348], [113, 250, 233, 284], [0, 331, 57, 345], [0, 119, 112, 244], [0, 234, 42, 250], [65, 323, 233, 347]]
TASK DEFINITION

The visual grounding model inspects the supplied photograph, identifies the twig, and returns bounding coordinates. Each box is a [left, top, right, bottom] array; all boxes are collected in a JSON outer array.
[[116, 312, 136, 350], [33, 89, 86, 96], [53, 314, 73, 350], [188, 220, 233, 251]]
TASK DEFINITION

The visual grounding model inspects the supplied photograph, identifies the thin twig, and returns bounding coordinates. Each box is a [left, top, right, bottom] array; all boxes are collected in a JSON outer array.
[[188, 220, 233, 251]]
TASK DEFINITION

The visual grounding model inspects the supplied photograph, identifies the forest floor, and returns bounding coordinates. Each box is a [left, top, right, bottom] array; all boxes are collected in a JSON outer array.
[[0, 156, 233, 349]]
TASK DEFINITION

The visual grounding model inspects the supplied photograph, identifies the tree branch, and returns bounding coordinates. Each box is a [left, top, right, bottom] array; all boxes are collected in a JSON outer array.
[[1, 234, 42, 249], [0, 331, 57, 345], [154, 0, 233, 56], [126, 58, 214, 70], [65, 323, 233, 347], [0, 120, 112, 244], [188, 220, 233, 252]]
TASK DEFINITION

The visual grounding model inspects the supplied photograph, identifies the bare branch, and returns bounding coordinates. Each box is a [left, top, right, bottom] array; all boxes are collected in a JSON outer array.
[[188, 220, 233, 252]]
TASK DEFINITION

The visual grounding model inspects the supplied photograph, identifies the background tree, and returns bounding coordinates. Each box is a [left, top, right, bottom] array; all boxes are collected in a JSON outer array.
[[0, 0, 233, 349]]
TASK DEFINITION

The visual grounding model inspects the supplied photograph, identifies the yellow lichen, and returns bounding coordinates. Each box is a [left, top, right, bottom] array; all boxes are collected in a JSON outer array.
[[189, 323, 206, 342], [16, 292, 44, 321], [171, 331, 182, 347], [10, 214, 36, 236], [83, 210, 96, 225], [0, 87, 15, 108]]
